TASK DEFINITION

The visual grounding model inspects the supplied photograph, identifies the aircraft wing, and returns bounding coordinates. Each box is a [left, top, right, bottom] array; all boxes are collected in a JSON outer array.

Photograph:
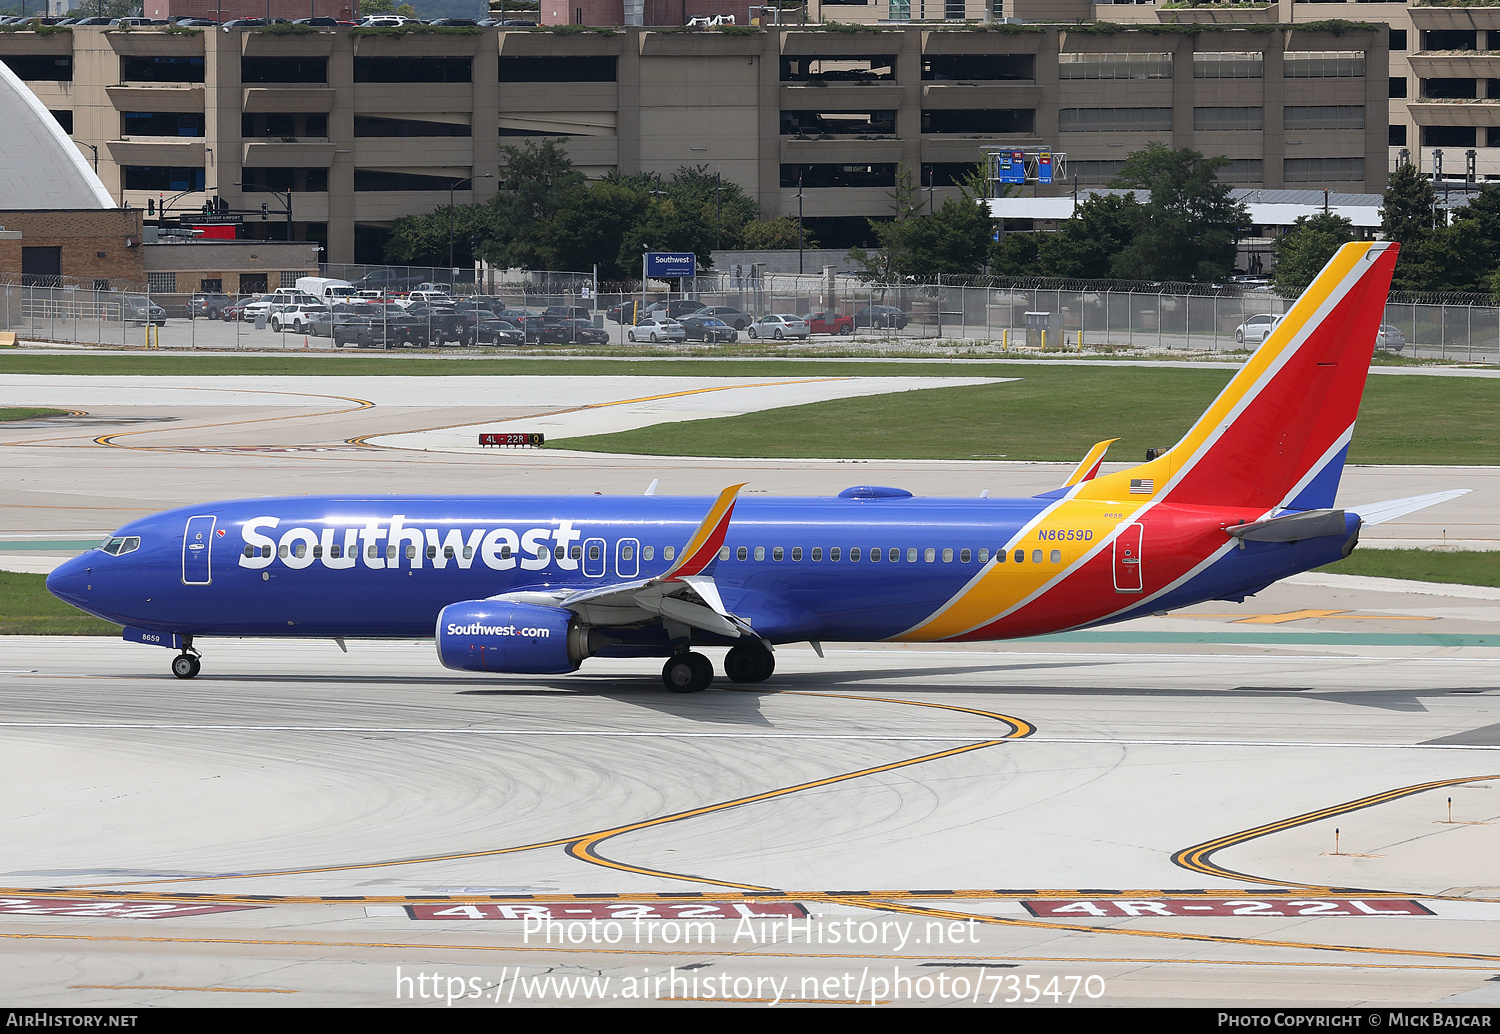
[[487, 483, 755, 640]]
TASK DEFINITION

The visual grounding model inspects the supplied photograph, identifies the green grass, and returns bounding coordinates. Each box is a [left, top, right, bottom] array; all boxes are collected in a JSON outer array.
[[1317, 549, 1500, 588], [0, 408, 68, 422], [0, 572, 121, 636], [554, 369, 1500, 465]]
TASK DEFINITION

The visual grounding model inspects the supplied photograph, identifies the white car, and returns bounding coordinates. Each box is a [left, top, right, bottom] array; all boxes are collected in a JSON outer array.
[[1375, 324, 1406, 351], [269, 304, 327, 333], [625, 318, 686, 343], [747, 314, 811, 340], [1234, 313, 1283, 346]]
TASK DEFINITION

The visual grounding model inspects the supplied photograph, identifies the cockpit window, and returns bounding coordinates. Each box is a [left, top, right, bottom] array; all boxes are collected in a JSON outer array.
[[99, 536, 140, 556]]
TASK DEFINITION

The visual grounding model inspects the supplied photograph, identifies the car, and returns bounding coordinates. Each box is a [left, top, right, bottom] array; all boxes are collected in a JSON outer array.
[[539, 318, 609, 345], [269, 304, 326, 333], [852, 305, 908, 330], [1375, 324, 1406, 352], [747, 314, 811, 340], [702, 306, 752, 331], [677, 315, 738, 343], [474, 319, 527, 347], [1234, 313, 1283, 346], [803, 311, 854, 336], [187, 292, 232, 320], [644, 299, 710, 320], [607, 301, 642, 324], [122, 296, 166, 326], [625, 318, 686, 343], [542, 305, 595, 322]]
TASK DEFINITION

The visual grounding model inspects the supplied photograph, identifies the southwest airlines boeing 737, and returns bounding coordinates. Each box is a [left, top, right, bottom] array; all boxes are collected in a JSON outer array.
[[47, 242, 1465, 691]]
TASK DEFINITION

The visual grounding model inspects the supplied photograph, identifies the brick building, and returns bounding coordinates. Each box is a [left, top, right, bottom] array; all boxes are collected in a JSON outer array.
[[0, 209, 146, 289]]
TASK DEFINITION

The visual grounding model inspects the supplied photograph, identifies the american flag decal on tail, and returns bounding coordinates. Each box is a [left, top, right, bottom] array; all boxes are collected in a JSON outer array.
[[1130, 478, 1154, 494]]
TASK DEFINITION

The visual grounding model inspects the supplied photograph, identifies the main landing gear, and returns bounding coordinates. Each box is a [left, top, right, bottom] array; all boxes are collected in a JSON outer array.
[[723, 642, 775, 684], [171, 639, 201, 679], [662, 651, 713, 693]]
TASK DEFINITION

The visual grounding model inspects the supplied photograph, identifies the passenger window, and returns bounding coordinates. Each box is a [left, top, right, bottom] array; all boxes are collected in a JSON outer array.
[[754, 546, 765, 561], [942, 548, 953, 563], [589, 545, 600, 560], [1032, 549, 1043, 563], [773, 546, 784, 561], [737, 546, 748, 561], [1050, 549, 1062, 563], [961, 548, 972, 563], [426, 545, 437, 559], [280, 544, 290, 559], [811, 547, 822, 561], [714, 546, 724, 561], [262, 545, 272, 558], [571, 545, 583, 559], [313, 545, 323, 559], [850, 547, 861, 561], [463, 545, 473, 560], [500, 545, 512, 559], [386, 545, 397, 560], [243, 545, 254, 558], [331, 544, 342, 559], [1014, 549, 1024, 563], [889, 548, 899, 562], [869, 547, 880, 562], [907, 547, 917, 562], [622, 545, 634, 561], [554, 545, 565, 559], [924, 548, 935, 563], [792, 546, 802, 561], [979, 549, 989, 562], [664, 546, 675, 561], [444, 546, 454, 559], [830, 547, 841, 561], [645, 545, 656, 561], [406, 544, 417, 559]]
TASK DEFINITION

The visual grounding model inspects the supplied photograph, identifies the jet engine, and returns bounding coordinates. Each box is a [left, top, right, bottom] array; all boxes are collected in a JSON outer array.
[[436, 600, 600, 674]]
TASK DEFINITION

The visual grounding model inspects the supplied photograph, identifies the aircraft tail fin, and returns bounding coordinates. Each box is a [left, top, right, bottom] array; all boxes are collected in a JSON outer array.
[[1077, 241, 1398, 512]]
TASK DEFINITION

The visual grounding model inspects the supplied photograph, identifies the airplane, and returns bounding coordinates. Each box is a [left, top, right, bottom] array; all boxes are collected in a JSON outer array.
[[47, 241, 1467, 691]]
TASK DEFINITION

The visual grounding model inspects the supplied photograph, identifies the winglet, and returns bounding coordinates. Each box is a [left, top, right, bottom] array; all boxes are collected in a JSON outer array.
[[662, 483, 746, 580], [1062, 438, 1118, 488]]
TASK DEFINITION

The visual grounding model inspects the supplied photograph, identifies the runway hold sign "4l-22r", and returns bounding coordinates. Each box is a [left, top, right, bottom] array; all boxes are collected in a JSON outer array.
[[1024, 899, 1434, 918]]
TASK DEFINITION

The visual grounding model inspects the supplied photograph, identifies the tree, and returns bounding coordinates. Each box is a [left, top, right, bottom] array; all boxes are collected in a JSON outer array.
[[480, 141, 585, 270], [662, 165, 759, 250], [617, 198, 718, 275], [1271, 212, 1355, 294], [1033, 192, 1143, 280], [540, 181, 651, 280], [1379, 163, 1438, 292], [1108, 144, 1248, 282], [869, 172, 992, 278], [740, 216, 818, 251]]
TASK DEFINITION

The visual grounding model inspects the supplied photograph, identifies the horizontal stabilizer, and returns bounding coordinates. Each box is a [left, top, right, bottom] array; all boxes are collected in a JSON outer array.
[[1226, 508, 1350, 543], [1351, 489, 1471, 526]]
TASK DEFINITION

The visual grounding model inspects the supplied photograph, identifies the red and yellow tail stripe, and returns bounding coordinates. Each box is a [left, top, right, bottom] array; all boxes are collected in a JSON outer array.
[[662, 483, 746, 581]]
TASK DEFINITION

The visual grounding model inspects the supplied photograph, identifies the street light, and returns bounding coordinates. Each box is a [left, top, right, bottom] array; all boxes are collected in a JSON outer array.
[[448, 173, 493, 270], [795, 169, 805, 275], [234, 180, 292, 240]]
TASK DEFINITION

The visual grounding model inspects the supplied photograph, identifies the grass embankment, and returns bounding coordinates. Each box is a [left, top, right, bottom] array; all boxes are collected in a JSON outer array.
[[554, 369, 1500, 466], [0, 408, 68, 421], [0, 572, 120, 635], [1318, 550, 1500, 588]]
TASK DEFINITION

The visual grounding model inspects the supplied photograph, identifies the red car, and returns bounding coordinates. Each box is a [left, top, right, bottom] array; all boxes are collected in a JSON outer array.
[[803, 311, 854, 335]]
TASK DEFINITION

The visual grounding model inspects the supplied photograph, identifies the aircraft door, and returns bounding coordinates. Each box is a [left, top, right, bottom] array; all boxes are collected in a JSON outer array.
[[616, 537, 640, 579], [582, 537, 607, 578], [182, 515, 217, 585], [1113, 523, 1143, 592]]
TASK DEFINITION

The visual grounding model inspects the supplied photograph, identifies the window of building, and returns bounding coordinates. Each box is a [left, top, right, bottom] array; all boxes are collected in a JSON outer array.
[[1194, 52, 1262, 79], [781, 111, 895, 136], [1071, 160, 1127, 185], [1422, 29, 1477, 51], [1422, 125, 1478, 147], [1389, 28, 1406, 51], [354, 116, 473, 138], [50, 110, 72, 133], [121, 56, 204, 83], [1284, 106, 1364, 131], [241, 56, 326, 83], [354, 170, 467, 192], [1059, 108, 1172, 133], [123, 166, 206, 192], [781, 164, 898, 188], [1390, 77, 1407, 99], [20, 246, 61, 287], [243, 168, 329, 192], [1283, 158, 1366, 183], [922, 109, 1034, 135], [1, 54, 72, 81], [921, 163, 981, 187], [147, 273, 176, 293], [1422, 78, 1477, 99], [922, 54, 1033, 81], [122, 112, 203, 138], [200, 278, 222, 293], [498, 56, 616, 82], [355, 57, 471, 83], [1389, 124, 1407, 146], [1194, 107, 1262, 132], [1283, 52, 1364, 78], [239, 273, 268, 294], [242, 113, 329, 139], [1489, 127, 1500, 147], [781, 55, 895, 83], [889, 0, 910, 20], [1058, 52, 1171, 79], [1219, 159, 1264, 184]]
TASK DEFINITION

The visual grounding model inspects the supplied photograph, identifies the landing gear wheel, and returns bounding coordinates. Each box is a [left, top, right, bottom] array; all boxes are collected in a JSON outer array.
[[662, 652, 712, 693], [724, 643, 775, 683], [171, 653, 200, 679]]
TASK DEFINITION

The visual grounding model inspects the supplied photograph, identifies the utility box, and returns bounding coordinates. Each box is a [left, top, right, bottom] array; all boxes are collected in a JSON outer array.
[[1024, 311, 1060, 349]]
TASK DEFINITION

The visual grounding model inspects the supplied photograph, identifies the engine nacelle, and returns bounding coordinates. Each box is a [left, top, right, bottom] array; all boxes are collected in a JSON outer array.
[[436, 600, 594, 674]]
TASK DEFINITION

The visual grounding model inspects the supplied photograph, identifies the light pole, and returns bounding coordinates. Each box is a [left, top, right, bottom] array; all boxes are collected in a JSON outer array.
[[796, 170, 805, 275], [234, 180, 292, 240], [448, 173, 493, 271]]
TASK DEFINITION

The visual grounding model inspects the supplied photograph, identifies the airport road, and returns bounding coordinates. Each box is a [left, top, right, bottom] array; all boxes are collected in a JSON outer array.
[[0, 375, 1497, 1007]]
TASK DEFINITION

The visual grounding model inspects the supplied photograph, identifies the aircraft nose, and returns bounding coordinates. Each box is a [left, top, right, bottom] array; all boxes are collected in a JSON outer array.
[[46, 554, 93, 608]]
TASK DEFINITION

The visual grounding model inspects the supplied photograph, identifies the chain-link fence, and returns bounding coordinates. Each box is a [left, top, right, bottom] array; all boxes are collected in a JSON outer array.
[[4, 266, 1498, 363]]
